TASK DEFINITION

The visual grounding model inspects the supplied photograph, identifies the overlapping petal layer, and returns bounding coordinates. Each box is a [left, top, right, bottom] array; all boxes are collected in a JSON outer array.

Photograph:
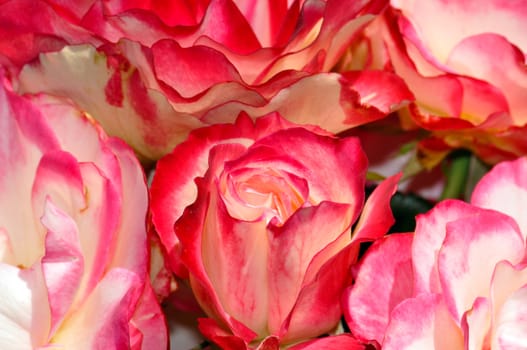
[[343, 0, 527, 167], [151, 112, 400, 348], [345, 156, 527, 349], [0, 73, 167, 348], [0, 0, 414, 161]]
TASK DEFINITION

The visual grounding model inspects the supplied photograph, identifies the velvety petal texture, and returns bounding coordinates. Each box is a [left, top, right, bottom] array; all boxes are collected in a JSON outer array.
[[0, 0, 414, 161], [344, 156, 527, 349], [0, 73, 167, 348], [151, 112, 399, 348]]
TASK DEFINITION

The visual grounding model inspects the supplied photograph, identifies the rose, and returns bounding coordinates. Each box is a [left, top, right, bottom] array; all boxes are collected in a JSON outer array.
[[344, 156, 527, 349], [343, 0, 527, 168], [0, 73, 166, 348], [150, 112, 400, 349], [0, 0, 413, 161]]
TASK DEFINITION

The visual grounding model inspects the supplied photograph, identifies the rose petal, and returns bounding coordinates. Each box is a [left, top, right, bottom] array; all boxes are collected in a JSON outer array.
[[51, 268, 142, 349], [102, 0, 207, 27], [0, 0, 96, 68], [232, 0, 289, 48], [0, 264, 35, 348], [381, 13, 464, 118], [200, 189, 270, 336], [253, 128, 367, 206], [175, 178, 258, 343], [493, 284, 527, 349], [102, 137, 149, 276], [151, 114, 255, 274], [391, 0, 527, 64], [344, 233, 414, 343], [281, 242, 357, 342], [0, 78, 60, 268], [267, 202, 353, 336], [383, 293, 463, 349], [487, 261, 527, 346], [202, 71, 411, 134], [30, 151, 85, 257], [339, 70, 414, 127], [129, 282, 168, 350], [438, 209, 525, 322], [189, 0, 261, 53], [261, 0, 383, 78], [412, 200, 478, 295], [447, 33, 527, 124], [351, 173, 401, 242], [462, 297, 492, 350], [198, 317, 249, 350], [151, 39, 244, 98], [255, 335, 280, 350], [40, 199, 84, 336], [471, 157, 527, 238], [17, 44, 204, 160]]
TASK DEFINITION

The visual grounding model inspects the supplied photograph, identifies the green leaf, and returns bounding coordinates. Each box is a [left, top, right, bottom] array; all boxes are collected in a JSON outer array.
[[366, 171, 386, 181]]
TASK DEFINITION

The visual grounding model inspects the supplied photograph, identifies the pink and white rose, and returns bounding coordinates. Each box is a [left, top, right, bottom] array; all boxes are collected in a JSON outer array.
[[150, 112, 400, 349], [342, 0, 527, 168], [344, 156, 527, 349], [0, 73, 167, 348], [0, 0, 413, 161]]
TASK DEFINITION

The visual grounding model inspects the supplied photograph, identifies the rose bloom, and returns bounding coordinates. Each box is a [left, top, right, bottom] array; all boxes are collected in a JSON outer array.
[[0, 0, 413, 161], [340, 0, 527, 168], [150, 112, 400, 349], [0, 74, 167, 348], [344, 156, 527, 349]]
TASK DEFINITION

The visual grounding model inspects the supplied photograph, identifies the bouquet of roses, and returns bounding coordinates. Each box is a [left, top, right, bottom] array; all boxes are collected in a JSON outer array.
[[1, 0, 525, 349]]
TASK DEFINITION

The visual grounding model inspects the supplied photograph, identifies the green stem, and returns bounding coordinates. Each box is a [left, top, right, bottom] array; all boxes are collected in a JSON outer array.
[[440, 150, 472, 200]]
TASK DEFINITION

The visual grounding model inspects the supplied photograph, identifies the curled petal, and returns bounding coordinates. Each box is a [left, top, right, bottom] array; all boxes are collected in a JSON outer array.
[[462, 297, 492, 350], [339, 70, 414, 128], [102, 136, 149, 276], [198, 317, 249, 350], [438, 210, 524, 322], [471, 157, 527, 238], [255, 336, 280, 350], [253, 128, 368, 206], [151, 40, 244, 98], [40, 199, 84, 336], [344, 233, 414, 343], [129, 282, 168, 350], [151, 114, 255, 275], [0, 79, 60, 269], [412, 200, 478, 295], [0, 0, 96, 68], [351, 173, 401, 242], [447, 34, 527, 124], [391, 0, 527, 65]]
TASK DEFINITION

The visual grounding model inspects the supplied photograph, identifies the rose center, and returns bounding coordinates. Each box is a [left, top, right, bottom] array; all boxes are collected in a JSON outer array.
[[220, 168, 309, 225]]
